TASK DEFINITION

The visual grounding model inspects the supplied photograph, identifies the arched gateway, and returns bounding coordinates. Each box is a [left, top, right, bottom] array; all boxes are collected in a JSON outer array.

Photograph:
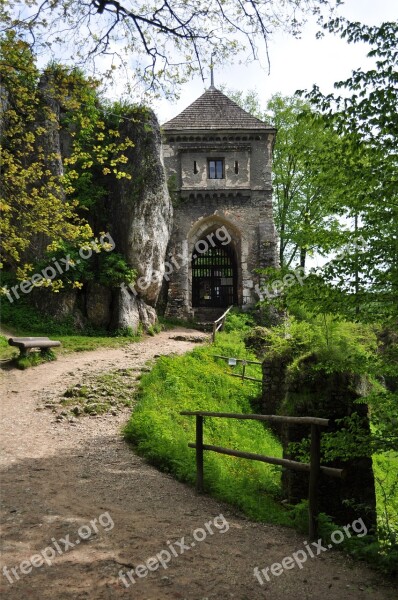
[[161, 84, 278, 320], [191, 238, 238, 308]]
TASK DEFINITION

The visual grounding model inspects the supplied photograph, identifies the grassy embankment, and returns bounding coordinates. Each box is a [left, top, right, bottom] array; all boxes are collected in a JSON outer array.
[[123, 317, 397, 574], [124, 329, 291, 526]]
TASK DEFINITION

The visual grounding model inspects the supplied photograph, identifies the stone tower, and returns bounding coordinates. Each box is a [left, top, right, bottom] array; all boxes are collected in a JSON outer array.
[[162, 85, 277, 320]]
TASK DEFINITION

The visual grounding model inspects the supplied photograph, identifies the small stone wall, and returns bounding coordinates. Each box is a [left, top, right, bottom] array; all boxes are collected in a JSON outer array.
[[261, 349, 377, 531]]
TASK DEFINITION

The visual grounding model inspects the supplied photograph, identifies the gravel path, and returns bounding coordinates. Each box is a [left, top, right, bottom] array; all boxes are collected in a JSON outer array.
[[0, 329, 396, 600]]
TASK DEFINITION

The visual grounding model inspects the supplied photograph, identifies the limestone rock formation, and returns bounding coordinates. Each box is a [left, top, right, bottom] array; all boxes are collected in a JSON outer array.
[[108, 108, 173, 330], [30, 103, 172, 333]]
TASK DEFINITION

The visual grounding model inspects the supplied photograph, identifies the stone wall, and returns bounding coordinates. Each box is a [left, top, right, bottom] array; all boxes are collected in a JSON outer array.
[[261, 349, 377, 531]]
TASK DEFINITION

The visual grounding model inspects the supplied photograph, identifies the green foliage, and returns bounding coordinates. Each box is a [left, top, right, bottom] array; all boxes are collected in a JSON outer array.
[[147, 322, 163, 336], [1, 295, 78, 335], [0, 32, 90, 271], [124, 332, 290, 525], [98, 253, 136, 287], [167, 174, 181, 207], [321, 413, 373, 461], [223, 308, 255, 333], [258, 314, 376, 374], [265, 94, 344, 269], [0, 36, 138, 299], [300, 19, 398, 323]]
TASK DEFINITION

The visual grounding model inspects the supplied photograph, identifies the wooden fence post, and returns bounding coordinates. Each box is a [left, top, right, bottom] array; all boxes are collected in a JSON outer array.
[[212, 322, 217, 343], [308, 424, 321, 540], [241, 361, 246, 381], [196, 415, 204, 493]]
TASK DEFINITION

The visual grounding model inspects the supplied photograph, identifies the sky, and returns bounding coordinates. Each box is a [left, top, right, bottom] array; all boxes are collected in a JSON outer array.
[[154, 0, 397, 123]]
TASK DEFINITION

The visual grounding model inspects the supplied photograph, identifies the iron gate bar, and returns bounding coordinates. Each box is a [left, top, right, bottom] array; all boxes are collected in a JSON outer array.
[[192, 240, 237, 308]]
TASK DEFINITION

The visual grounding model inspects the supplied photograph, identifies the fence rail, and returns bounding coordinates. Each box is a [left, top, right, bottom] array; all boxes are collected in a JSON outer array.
[[212, 306, 233, 342], [180, 410, 345, 539], [213, 354, 263, 383]]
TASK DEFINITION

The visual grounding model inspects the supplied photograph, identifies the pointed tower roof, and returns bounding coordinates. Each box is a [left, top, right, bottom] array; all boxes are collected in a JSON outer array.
[[162, 87, 273, 131]]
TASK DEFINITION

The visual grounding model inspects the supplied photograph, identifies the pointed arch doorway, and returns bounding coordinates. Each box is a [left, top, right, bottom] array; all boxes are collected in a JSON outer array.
[[191, 238, 238, 308]]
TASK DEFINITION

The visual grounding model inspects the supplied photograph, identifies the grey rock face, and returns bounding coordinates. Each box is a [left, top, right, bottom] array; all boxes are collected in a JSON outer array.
[[109, 108, 173, 313], [111, 286, 157, 331], [86, 283, 112, 328], [29, 108, 172, 333]]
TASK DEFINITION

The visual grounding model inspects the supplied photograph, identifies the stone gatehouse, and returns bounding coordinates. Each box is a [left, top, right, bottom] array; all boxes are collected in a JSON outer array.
[[162, 85, 278, 320]]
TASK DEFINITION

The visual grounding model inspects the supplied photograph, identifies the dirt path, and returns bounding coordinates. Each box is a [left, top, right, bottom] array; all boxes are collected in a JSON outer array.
[[0, 329, 395, 600]]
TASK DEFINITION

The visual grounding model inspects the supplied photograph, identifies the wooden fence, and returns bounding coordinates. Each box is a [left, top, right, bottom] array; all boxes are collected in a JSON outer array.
[[213, 354, 263, 383], [180, 410, 345, 539], [211, 306, 233, 342]]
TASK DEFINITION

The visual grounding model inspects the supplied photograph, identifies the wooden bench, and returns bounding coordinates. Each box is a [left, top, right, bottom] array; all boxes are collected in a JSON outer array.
[[8, 337, 61, 357]]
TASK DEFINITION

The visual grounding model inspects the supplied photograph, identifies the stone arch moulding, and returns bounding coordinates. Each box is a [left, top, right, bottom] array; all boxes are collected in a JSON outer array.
[[187, 215, 243, 309]]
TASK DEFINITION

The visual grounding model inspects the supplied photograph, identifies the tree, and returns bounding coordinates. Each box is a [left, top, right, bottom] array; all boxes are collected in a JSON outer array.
[[0, 32, 133, 280], [225, 90, 344, 269], [300, 19, 398, 322], [265, 94, 343, 269], [0, 0, 339, 93], [0, 32, 87, 272]]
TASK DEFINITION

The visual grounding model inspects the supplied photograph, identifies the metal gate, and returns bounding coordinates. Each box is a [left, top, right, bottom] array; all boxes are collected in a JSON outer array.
[[192, 241, 237, 307]]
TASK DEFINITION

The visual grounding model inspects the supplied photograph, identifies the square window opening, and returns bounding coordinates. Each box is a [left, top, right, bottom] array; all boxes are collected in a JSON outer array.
[[208, 159, 224, 179]]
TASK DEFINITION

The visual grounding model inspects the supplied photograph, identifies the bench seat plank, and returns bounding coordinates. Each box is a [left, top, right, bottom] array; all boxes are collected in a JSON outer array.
[[8, 337, 61, 353]]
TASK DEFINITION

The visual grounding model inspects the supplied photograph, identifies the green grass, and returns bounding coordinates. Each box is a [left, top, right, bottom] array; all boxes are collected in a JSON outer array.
[[0, 296, 142, 360], [0, 335, 15, 360], [373, 452, 398, 542], [124, 331, 291, 526], [15, 348, 57, 370]]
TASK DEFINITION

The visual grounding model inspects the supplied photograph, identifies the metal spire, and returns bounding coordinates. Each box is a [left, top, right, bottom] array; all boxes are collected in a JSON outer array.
[[210, 53, 215, 88]]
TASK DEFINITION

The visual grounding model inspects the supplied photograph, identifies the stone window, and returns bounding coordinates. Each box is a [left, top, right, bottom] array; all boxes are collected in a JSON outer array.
[[208, 159, 224, 179], [234, 161, 239, 174], [194, 160, 198, 174]]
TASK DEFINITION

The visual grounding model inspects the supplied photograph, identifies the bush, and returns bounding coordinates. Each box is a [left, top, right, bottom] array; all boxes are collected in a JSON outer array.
[[224, 308, 255, 333]]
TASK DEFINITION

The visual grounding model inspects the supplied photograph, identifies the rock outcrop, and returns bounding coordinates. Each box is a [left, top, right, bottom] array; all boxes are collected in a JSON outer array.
[[30, 101, 172, 333], [108, 108, 173, 330], [261, 346, 377, 532]]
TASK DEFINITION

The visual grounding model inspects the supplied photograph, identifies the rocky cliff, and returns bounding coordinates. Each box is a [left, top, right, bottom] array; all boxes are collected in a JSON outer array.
[[107, 108, 173, 330], [30, 75, 172, 332]]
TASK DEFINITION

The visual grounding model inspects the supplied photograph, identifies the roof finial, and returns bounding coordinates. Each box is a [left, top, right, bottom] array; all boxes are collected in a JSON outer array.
[[210, 53, 215, 88]]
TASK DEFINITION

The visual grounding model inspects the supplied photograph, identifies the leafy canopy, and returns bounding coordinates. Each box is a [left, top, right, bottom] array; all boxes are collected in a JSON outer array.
[[0, 0, 339, 93]]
